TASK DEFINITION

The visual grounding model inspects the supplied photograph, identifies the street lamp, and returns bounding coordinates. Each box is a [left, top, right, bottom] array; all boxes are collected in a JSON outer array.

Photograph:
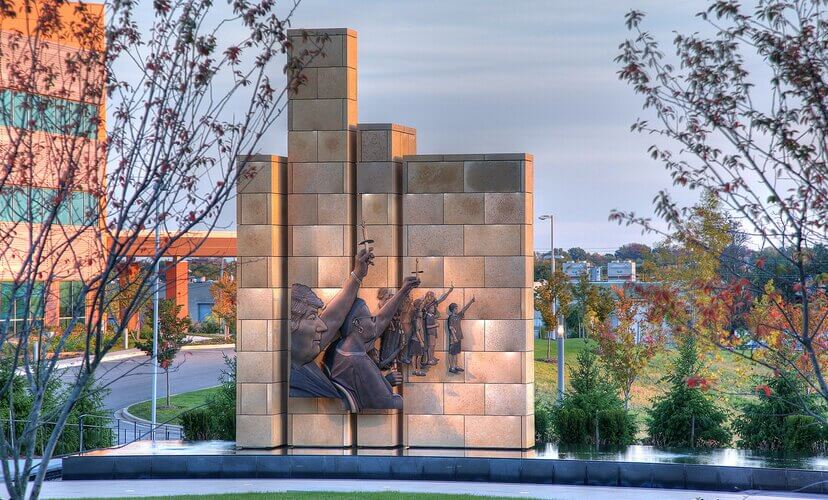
[[539, 214, 564, 402], [151, 188, 160, 441]]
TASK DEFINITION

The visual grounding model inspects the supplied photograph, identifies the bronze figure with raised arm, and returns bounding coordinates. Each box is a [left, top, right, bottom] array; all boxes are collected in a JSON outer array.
[[289, 247, 374, 399], [421, 285, 454, 366], [447, 296, 475, 373]]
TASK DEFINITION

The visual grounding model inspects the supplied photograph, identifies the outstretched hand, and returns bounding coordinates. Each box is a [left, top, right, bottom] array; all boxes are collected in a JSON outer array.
[[353, 247, 375, 280], [401, 275, 421, 293]]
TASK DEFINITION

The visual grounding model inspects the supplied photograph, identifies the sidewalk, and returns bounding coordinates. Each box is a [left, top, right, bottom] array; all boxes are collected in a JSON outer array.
[[36, 479, 820, 499], [54, 344, 234, 370]]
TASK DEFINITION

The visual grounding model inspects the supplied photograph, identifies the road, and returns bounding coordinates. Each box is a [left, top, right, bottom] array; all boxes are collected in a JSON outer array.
[[63, 347, 233, 412]]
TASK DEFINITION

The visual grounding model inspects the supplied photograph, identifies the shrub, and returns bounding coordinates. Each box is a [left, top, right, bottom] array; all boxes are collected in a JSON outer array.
[[733, 373, 827, 452], [646, 338, 730, 448], [182, 408, 213, 441], [783, 415, 824, 453], [534, 393, 556, 443], [552, 345, 636, 446]]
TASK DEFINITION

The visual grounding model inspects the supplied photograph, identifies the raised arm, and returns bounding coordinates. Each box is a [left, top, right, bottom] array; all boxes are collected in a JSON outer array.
[[435, 285, 455, 305], [460, 296, 476, 316], [375, 276, 420, 334], [319, 248, 374, 348]]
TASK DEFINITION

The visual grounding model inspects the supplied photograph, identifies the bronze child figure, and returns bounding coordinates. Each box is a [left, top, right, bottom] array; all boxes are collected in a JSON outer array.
[[421, 285, 454, 366], [406, 298, 427, 376], [446, 296, 475, 373]]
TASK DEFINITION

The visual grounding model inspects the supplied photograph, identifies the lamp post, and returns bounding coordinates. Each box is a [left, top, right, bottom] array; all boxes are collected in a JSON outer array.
[[539, 214, 564, 402], [151, 191, 160, 441]]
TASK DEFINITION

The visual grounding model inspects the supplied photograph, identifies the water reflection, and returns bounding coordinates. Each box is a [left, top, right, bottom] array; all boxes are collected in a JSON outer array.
[[535, 442, 828, 470], [87, 440, 828, 470]]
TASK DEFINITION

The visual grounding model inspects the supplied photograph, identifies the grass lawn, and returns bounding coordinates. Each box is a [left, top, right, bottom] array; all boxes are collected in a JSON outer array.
[[534, 337, 766, 432], [71, 493, 527, 500], [127, 386, 220, 426]]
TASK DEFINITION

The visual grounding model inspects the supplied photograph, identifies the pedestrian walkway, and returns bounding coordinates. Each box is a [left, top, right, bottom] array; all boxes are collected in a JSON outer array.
[[36, 479, 820, 499]]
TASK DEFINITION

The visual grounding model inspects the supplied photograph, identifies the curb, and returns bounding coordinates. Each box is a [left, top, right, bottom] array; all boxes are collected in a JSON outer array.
[[119, 384, 222, 430], [182, 343, 235, 351], [56, 344, 234, 369]]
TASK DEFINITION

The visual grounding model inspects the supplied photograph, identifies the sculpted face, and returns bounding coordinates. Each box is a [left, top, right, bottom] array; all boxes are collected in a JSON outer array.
[[291, 306, 328, 365]]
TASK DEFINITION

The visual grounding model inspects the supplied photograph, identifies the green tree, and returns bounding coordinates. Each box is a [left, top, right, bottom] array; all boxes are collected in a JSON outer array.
[[733, 373, 827, 452], [647, 337, 730, 448], [138, 299, 191, 408], [553, 345, 636, 446]]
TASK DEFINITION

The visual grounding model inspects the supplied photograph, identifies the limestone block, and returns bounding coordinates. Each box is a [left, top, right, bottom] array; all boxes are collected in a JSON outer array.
[[270, 320, 288, 351], [521, 224, 533, 256], [362, 256, 390, 288], [356, 162, 401, 194], [463, 225, 520, 256], [272, 288, 289, 320], [443, 383, 484, 415], [465, 415, 522, 448], [237, 225, 285, 257], [238, 319, 269, 352], [522, 414, 535, 448], [443, 256, 484, 288], [239, 256, 269, 289], [391, 130, 417, 160], [464, 351, 523, 384], [346, 99, 358, 127], [362, 224, 398, 256], [406, 161, 464, 194], [287, 194, 318, 225], [404, 383, 444, 414], [288, 131, 317, 162], [402, 194, 444, 224], [318, 256, 351, 288], [401, 257, 443, 288], [485, 384, 531, 416], [237, 351, 273, 382], [237, 159, 286, 194], [270, 382, 287, 414], [458, 319, 485, 352], [443, 193, 485, 225], [360, 129, 390, 162], [272, 350, 288, 383], [387, 256, 402, 287], [407, 225, 463, 257], [291, 99, 345, 131], [240, 383, 269, 414], [484, 256, 532, 288], [270, 256, 287, 288], [484, 193, 530, 224], [317, 66, 356, 100], [357, 414, 401, 447], [463, 160, 521, 192], [524, 160, 534, 193], [239, 193, 269, 225], [288, 397, 318, 414], [287, 256, 318, 286], [406, 415, 464, 447], [485, 319, 533, 352], [289, 67, 317, 99], [289, 29, 350, 68], [522, 351, 534, 384], [290, 414, 352, 447], [317, 193, 353, 225], [460, 288, 522, 320], [357, 194, 389, 224], [318, 130, 353, 162], [292, 225, 345, 256], [291, 162, 346, 194], [237, 288, 274, 320], [236, 414, 284, 448], [405, 355, 463, 384]]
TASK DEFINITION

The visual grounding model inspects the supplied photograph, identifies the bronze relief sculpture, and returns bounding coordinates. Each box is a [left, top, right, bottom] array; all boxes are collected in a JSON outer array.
[[446, 297, 475, 373], [421, 286, 454, 366], [288, 243, 421, 411]]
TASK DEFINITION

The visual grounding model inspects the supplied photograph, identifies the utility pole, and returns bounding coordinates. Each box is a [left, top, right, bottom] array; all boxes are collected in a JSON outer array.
[[539, 214, 565, 402], [151, 190, 160, 441]]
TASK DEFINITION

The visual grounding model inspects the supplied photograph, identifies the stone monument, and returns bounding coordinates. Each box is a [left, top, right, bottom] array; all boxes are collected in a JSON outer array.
[[236, 28, 534, 450]]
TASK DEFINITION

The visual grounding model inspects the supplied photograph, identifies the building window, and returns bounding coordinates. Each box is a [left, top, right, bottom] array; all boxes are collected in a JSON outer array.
[[0, 187, 97, 225], [59, 281, 86, 329], [0, 282, 45, 335], [0, 89, 98, 139]]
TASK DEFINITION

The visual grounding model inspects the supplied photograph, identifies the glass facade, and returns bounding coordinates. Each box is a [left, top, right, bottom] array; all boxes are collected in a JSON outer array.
[[0, 186, 97, 225], [59, 281, 85, 328], [0, 89, 97, 138], [0, 282, 45, 334]]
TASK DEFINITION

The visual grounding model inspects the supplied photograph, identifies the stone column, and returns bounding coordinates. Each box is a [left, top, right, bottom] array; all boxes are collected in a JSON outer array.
[[235, 154, 289, 448], [354, 123, 416, 447], [402, 154, 535, 449], [164, 259, 188, 319], [285, 28, 358, 447]]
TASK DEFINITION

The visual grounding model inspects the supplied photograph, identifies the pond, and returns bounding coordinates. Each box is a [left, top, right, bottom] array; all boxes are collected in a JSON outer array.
[[536, 443, 828, 470]]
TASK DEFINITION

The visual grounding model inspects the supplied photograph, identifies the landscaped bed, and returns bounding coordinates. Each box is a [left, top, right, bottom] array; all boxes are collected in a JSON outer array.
[[126, 386, 220, 426]]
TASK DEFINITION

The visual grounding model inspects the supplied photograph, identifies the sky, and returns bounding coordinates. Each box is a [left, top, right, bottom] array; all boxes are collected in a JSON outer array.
[[247, 1, 711, 253]]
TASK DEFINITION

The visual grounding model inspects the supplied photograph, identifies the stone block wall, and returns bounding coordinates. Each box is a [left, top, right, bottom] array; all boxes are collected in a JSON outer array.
[[286, 28, 358, 447], [235, 154, 289, 448], [401, 154, 535, 449]]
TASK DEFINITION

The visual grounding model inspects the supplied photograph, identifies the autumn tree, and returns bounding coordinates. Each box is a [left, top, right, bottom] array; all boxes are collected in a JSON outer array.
[[210, 273, 236, 341], [568, 274, 615, 338], [615, 0, 828, 415], [0, 0, 313, 496], [534, 270, 572, 362], [596, 286, 662, 409], [137, 299, 190, 408]]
